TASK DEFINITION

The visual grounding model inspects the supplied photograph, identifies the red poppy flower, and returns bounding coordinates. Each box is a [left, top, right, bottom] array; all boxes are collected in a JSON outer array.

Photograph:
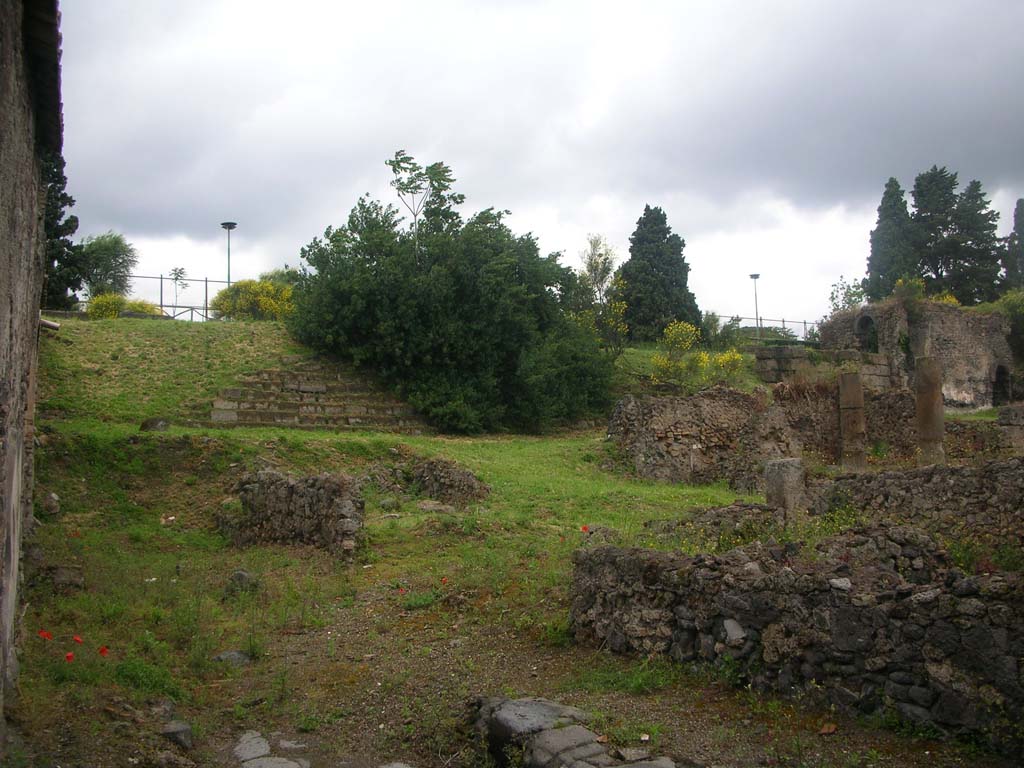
[[38, 629, 53, 640], [65, 652, 74, 662], [441, 577, 448, 585], [98, 646, 109, 657], [398, 587, 406, 595], [581, 525, 590, 533], [73, 635, 83, 644]]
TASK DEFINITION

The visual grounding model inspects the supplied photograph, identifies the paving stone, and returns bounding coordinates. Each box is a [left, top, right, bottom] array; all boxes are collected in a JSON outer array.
[[161, 720, 193, 750], [234, 730, 271, 761]]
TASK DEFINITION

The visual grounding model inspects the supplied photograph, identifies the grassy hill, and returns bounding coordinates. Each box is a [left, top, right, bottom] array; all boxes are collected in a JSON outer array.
[[13, 318, 1000, 768]]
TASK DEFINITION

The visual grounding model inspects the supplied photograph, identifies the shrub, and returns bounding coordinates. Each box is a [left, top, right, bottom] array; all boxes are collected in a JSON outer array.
[[211, 279, 294, 320], [86, 293, 126, 319], [289, 154, 613, 433], [123, 299, 162, 315]]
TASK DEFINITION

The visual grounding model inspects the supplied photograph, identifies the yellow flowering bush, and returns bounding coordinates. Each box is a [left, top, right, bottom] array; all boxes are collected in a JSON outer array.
[[210, 280, 294, 320]]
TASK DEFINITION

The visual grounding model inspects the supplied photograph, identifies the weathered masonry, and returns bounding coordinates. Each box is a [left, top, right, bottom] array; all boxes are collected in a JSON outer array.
[[0, 0, 63, 736], [818, 300, 1013, 408]]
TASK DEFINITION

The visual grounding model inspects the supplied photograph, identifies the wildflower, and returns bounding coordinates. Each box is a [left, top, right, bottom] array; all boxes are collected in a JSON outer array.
[[581, 525, 589, 533], [98, 646, 109, 657], [65, 652, 74, 662], [398, 588, 406, 595], [38, 629, 53, 640], [73, 635, 83, 644], [440, 577, 448, 585]]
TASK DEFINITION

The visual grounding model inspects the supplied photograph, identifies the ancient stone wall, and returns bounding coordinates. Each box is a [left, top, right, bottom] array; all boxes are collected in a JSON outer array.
[[225, 470, 364, 556], [0, 0, 62, 728], [570, 531, 1024, 754], [753, 346, 896, 391], [813, 459, 1024, 547], [819, 301, 1012, 407]]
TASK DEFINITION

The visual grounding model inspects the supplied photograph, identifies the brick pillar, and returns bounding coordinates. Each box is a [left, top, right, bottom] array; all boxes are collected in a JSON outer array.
[[838, 372, 866, 471], [915, 356, 945, 466]]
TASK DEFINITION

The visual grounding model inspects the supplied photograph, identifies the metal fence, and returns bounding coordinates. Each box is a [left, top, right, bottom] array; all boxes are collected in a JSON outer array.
[[79, 274, 821, 338]]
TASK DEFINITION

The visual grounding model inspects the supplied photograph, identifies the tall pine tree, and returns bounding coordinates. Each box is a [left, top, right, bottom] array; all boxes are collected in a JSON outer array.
[[948, 180, 1001, 304], [911, 165, 959, 296], [864, 177, 915, 300], [618, 205, 700, 340], [1003, 199, 1024, 290]]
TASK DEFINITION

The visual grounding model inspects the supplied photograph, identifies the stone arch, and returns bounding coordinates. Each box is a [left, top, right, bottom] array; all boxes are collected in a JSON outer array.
[[854, 314, 879, 354], [993, 364, 1011, 406]]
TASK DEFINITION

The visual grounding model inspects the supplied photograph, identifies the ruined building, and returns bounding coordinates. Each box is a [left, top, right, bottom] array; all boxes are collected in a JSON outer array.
[[0, 0, 63, 731], [818, 300, 1013, 408]]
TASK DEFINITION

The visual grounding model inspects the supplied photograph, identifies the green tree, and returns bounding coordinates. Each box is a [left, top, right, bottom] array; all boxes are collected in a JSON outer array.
[[1001, 199, 1024, 290], [580, 233, 615, 306], [864, 177, 915, 300], [259, 266, 301, 287], [40, 152, 85, 309], [948, 179, 1001, 304], [828, 275, 866, 314], [289, 154, 612, 432], [618, 205, 700, 341], [910, 166, 960, 296], [80, 231, 138, 297], [169, 267, 188, 307]]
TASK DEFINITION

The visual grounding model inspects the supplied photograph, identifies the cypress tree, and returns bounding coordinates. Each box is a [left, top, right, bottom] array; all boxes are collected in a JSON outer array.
[[864, 177, 915, 300], [618, 205, 700, 341], [949, 179, 1001, 304], [1002, 199, 1024, 290], [911, 165, 959, 296]]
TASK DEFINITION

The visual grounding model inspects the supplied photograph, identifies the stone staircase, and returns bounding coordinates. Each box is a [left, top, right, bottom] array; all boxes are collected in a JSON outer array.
[[207, 357, 426, 432]]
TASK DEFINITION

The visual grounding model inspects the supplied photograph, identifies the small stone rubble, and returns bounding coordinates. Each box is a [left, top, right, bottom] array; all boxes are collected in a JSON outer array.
[[570, 526, 1024, 755], [223, 470, 364, 557], [411, 457, 490, 505], [472, 696, 676, 768]]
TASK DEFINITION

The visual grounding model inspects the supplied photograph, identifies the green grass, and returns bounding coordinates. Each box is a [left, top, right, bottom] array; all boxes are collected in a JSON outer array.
[[946, 407, 999, 422], [37, 318, 306, 422]]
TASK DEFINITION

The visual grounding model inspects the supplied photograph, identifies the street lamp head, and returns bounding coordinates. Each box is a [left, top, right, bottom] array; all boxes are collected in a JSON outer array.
[[221, 221, 237, 231], [749, 273, 760, 280]]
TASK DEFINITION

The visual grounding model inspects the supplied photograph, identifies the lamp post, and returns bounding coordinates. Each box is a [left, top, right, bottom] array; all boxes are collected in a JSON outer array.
[[750, 273, 761, 339], [221, 221, 237, 287]]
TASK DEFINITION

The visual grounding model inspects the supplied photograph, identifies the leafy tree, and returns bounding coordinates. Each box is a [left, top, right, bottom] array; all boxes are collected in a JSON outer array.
[[700, 312, 742, 351], [948, 179, 1001, 304], [80, 231, 138, 297], [169, 267, 188, 306], [618, 205, 700, 340], [289, 154, 612, 433], [828, 275, 866, 314], [580, 233, 615, 306], [1001, 199, 1024, 290], [864, 177, 915, 300], [40, 152, 85, 309]]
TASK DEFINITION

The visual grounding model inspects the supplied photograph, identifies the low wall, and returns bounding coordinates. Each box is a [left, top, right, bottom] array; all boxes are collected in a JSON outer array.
[[608, 389, 1013, 490], [223, 470, 364, 556], [753, 346, 896, 391], [814, 459, 1024, 547], [570, 529, 1024, 755]]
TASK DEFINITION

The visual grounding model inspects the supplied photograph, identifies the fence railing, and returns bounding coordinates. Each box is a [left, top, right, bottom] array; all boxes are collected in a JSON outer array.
[[78, 274, 822, 337]]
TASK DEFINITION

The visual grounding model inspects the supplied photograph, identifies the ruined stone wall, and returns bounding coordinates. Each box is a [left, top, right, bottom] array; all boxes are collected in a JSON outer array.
[[753, 346, 896, 391], [571, 532, 1024, 755], [815, 459, 1024, 547], [819, 301, 1012, 407], [609, 388, 951, 489], [1, 0, 61, 725], [225, 470, 364, 556]]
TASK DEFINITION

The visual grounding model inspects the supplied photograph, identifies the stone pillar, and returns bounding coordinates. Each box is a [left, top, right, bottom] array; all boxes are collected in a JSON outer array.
[[838, 372, 866, 471], [915, 356, 945, 466], [764, 458, 805, 514]]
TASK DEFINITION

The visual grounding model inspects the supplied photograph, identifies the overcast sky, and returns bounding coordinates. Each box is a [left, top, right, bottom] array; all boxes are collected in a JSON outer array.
[[60, 1, 1024, 326]]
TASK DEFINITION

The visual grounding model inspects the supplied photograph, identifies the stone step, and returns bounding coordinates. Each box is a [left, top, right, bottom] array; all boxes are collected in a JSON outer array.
[[212, 398, 415, 417], [212, 408, 408, 426], [217, 386, 401, 405], [233, 378, 385, 395], [194, 419, 421, 433]]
